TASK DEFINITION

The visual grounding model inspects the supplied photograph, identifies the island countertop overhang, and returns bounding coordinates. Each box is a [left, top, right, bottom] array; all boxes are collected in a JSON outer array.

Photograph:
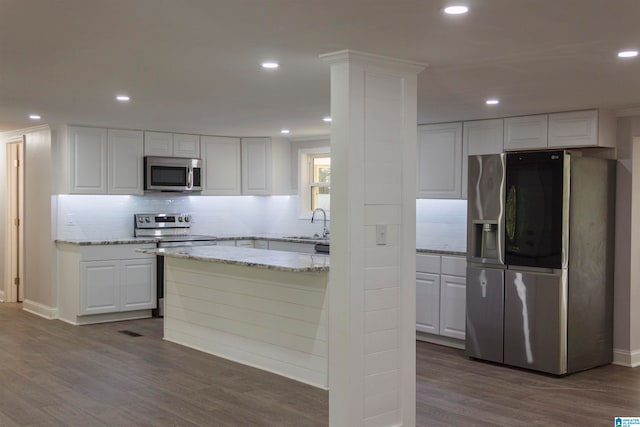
[[137, 245, 329, 273]]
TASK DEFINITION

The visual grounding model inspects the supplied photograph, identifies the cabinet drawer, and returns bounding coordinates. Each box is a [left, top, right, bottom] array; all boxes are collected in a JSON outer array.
[[80, 244, 156, 261], [416, 254, 440, 274], [441, 256, 466, 277]]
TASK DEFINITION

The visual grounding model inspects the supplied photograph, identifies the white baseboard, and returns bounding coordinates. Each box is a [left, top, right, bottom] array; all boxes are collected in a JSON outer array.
[[22, 299, 58, 320], [612, 348, 640, 367], [416, 331, 465, 350]]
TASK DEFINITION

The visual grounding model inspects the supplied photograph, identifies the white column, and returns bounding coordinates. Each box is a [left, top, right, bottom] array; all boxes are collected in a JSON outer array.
[[320, 50, 425, 427]]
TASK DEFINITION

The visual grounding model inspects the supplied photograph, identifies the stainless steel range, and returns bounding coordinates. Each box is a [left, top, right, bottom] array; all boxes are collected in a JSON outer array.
[[134, 213, 217, 316]]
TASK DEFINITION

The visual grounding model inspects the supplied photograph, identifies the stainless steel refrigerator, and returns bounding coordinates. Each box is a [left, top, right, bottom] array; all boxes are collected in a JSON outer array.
[[466, 150, 615, 374]]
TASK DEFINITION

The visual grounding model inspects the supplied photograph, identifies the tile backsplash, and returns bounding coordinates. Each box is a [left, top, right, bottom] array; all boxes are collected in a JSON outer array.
[[416, 199, 467, 252], [55, 195, 467, 251], [54, 194, 327, 240]]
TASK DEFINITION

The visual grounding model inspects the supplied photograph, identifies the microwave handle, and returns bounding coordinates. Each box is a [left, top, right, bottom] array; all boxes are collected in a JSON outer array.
[[187, 169, 193, 190]]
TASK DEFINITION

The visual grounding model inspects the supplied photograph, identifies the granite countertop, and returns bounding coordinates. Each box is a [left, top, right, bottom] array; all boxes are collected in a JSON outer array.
[[217, 235, 329, 244], [416, 246, 466, 256], [55, 235, 464, 256], [138, 246, 330, 273], [55, 237, 159, 246]]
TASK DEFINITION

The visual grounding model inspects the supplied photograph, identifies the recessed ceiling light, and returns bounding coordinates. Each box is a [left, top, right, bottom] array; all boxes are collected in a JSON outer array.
[[116, 95, 130, 102], [280, 129, 290, 134], [29, 114, 41, 120], [444, 5, 469, 15], [262, 62, 279, 69], [618, 50, 638, 58], [322, 117, 332, 122], [485, 99, 500, 105]]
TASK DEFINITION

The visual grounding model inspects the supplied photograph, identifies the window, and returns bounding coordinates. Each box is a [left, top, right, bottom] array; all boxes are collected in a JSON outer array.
[[298, 147, 330, 217], [310, 154, 330, 211]]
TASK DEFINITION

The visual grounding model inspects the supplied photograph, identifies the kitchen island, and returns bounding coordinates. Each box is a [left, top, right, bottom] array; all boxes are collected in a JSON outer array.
[[137, 246, 330, 389]]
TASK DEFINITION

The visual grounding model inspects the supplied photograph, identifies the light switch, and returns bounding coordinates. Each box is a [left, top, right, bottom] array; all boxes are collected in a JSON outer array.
[[376, 224, 387, 245]]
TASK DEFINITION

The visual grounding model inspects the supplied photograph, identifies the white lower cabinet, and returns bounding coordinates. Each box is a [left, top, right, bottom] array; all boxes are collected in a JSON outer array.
[[439, 274, 466, 340], [120, 258, 156, 311], [267, 240, 316, 254], [80, 256, 155, 315], [80, 260, 120, 315], [416, 253, 466, 346], [416, 272, 440, 334], [58, 243, 156, 324]]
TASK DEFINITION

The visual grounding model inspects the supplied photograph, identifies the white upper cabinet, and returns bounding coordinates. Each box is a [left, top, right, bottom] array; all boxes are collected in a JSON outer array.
[[107, 129, 143, 195], [68, 126, 143, 195], [462, 119, 504, 198], [144, 131, 200, 158], [173, 133, 200, 157], [69, 126, 108, 194], [465, 119, 504, 156], [201, 136, 241, 195], [548, 109, 615, 148], [504, 114, 549, 151], [417, 122, 463, 199], [242, 137, 272, 195]]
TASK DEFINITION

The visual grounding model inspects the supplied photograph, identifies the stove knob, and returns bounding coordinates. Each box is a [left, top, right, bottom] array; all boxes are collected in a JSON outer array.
[[178, 217, 183, 222], [137, 217, 143, 223], [185, 216, 190, 222], [145, 217, 151, 223]]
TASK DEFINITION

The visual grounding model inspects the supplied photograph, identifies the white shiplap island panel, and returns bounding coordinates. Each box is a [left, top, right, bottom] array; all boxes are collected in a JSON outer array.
[[161, 253, 329, 389]]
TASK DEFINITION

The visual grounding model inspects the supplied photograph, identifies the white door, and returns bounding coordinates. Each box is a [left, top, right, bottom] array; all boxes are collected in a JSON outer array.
[[80, 260, 120, 315], [120, 259, 156, 311], [69, 126, 108, 194], [5, 140, 24, 303], [416, 272, 441, 334], [417, 123, 463, 198], [201, 136, 241, 195], [242, 137, 271, 195], [108, 129, 144, 195], [439, 275, 467, 340]]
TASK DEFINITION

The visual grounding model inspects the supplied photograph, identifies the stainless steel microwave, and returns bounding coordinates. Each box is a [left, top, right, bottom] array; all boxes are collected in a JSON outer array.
[[144, 156, 202, 192]]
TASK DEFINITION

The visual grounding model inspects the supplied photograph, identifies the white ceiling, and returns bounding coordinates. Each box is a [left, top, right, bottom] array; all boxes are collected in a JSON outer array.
[[2, 0, 640, 138]]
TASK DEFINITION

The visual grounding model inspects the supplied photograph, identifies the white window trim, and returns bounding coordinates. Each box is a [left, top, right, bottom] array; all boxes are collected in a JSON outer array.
[[298, 146, 330, 219]]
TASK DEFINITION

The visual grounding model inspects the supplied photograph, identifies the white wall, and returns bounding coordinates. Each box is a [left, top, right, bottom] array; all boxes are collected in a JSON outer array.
[[23, 129, 54, 309]]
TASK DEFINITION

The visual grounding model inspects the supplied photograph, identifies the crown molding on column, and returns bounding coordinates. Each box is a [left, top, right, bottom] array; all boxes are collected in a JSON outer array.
[[319, 49, 427, 74]]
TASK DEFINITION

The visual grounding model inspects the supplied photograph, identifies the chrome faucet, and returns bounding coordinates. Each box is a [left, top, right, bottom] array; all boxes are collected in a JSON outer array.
[[311, 208, 329, 239]]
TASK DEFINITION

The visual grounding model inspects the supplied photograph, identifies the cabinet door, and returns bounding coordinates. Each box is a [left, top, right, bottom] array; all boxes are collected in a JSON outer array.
[[548, 110, 598, 148], [242, 137, 272, 195], [216, 240, 237, 246], [120, 258, 156, 311], [80, 260, 119, 315], [173, 133, 200, 158], [504, 115, 548, 151], [465, 119, 505, 156], [144, 131, 173, 156], [108, 129, 144, 195], [201, 136, 241, 195], [439, 275, 466, 339], [417, 123, 463, 199], [69, 126, 108, 194], [416, 272, 440, 334]]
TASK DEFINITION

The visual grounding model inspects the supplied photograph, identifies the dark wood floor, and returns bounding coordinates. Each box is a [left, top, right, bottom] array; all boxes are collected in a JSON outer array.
[[1, 303, 638, 426]]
